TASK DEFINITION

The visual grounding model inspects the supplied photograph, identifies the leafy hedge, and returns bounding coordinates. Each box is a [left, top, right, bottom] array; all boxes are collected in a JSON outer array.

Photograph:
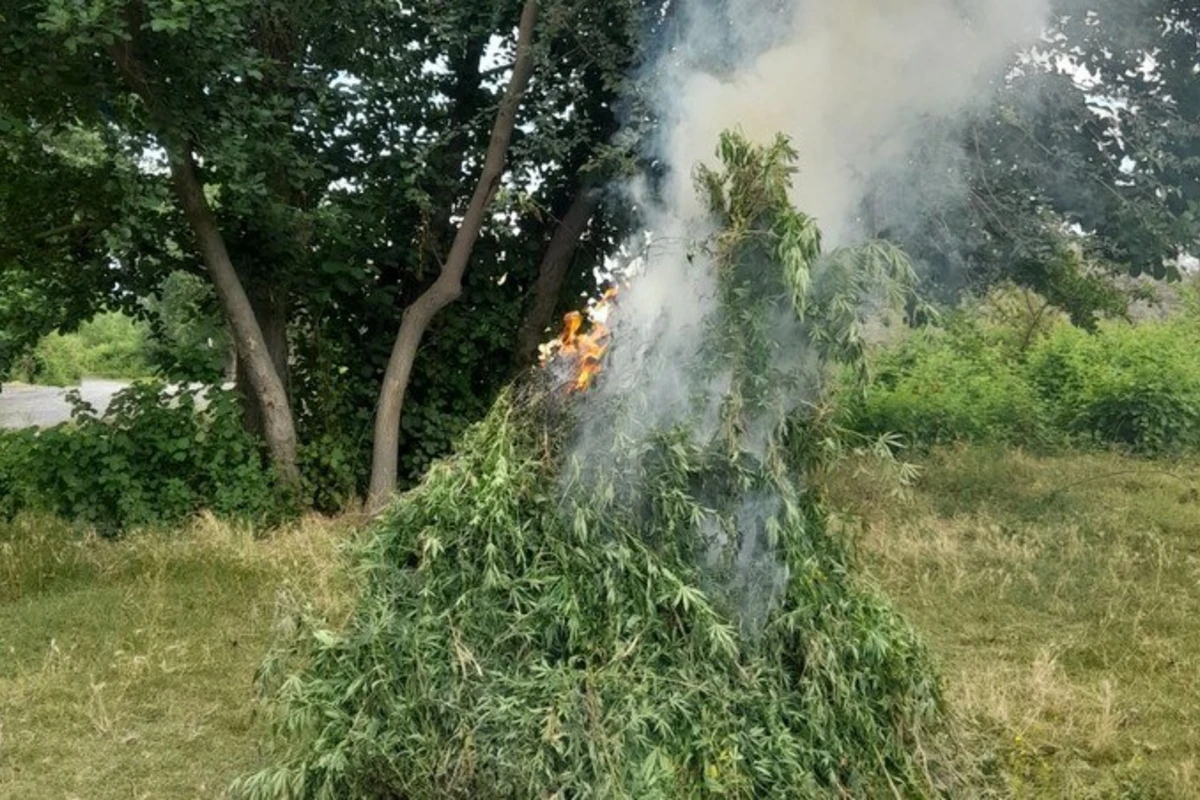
[[849, 300, 1200, 456], [0, 381, 286, 533]]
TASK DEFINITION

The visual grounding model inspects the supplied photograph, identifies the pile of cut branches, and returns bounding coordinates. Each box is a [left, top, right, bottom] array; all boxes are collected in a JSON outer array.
[[235, 132, 945, 799]]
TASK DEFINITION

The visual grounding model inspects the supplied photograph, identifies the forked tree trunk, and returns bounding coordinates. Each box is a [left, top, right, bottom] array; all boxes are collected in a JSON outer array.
[[514, 188, 600, 366], [171, 153, 301, 488], [367, 0, 540, 512]]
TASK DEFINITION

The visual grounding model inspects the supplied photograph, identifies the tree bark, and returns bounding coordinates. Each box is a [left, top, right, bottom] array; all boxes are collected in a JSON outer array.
[[237, 285, 290, 439], [514, 188, 600, 366], [367, 0, 540, 512], [171, 152, 301, 487], [109, 36, 300, 488]]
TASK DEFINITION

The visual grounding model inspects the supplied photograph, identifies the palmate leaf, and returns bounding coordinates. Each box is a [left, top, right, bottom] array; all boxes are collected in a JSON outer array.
[[236, 132, 946, 799]]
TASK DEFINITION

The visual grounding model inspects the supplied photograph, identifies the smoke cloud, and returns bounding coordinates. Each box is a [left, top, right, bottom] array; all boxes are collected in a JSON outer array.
[[663, 0, 1050, 243], [596, 0, 1052, 426], [571, 0, 1052, 628]]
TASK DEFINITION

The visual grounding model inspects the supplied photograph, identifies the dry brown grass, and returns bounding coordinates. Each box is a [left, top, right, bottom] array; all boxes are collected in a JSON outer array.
[[831, 445, 1200, 798]]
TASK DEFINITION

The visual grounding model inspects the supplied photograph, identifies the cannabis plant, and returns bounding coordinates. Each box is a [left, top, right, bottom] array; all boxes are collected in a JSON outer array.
[[234, 132, 944, 799]]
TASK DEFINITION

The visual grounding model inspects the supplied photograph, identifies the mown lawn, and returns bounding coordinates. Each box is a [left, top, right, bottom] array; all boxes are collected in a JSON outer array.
[[833, 447, 1200, 798], [2, 447, 1198, 797], [0, 514, 349, 799]]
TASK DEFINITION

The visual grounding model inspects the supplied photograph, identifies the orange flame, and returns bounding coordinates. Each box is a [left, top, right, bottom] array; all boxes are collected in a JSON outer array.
[[540, 287, 618, 393]]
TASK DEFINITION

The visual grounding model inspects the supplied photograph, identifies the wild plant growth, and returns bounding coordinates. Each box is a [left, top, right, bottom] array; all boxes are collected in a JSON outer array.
[[234, 133, 946, 799], [0, 381, 285, 534], [851, 287, 1200, 456]]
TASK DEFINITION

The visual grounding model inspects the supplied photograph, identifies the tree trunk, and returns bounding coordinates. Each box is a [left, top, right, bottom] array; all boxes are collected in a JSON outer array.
[[514, 188, 600, 366], [367, 0, 540, 512], [108, 37, 300, 489], [223, 337, 239, 384], [237, 285, 290, 439], [171, 152, 301, 488]]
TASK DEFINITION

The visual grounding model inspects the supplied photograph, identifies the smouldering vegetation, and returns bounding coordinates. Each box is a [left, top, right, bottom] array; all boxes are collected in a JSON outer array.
[[230, 132, 946, 799]]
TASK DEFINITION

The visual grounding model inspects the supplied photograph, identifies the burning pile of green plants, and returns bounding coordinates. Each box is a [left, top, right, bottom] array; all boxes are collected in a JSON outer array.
[[235, 133, 945, 799]]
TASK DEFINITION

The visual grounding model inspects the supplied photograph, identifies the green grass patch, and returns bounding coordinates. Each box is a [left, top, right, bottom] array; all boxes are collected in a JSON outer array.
[[0, 514, 350, 799], [831, 446, 1200, 798], [4, 447, 1197, 797]]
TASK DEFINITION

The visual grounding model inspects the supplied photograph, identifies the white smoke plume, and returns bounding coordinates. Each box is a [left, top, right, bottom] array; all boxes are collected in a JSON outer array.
[[570, 0, 1052, 629], [662, 0, 1051, 244], [591, 0, 1051, 429], [596, 0, 1051, 407]]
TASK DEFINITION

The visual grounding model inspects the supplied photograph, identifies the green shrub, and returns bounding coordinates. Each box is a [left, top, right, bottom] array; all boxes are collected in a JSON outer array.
[[0, 381, 288, 534], [850, 325, 1049, 447], [9, 331, 85, 385], [8, 311, 152, 385], [1029, 321, 1200, 454], [853, 291, 1200, 456], [0, 433, 20, 523]]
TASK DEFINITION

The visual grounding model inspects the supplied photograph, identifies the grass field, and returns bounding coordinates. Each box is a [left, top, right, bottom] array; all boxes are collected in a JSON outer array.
[[0, 514, 350, 799], [831, 447, 1200, 798], [1, 447, 1197, 797]]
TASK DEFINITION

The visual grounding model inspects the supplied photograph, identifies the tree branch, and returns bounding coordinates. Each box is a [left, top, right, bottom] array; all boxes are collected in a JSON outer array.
[[367, 0, 540, 511], [514, 187, 599, 366]]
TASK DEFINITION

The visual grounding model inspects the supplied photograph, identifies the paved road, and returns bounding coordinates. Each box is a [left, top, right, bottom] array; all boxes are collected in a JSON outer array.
[[0, 380, 235, 429], [0, 379, 133, 429]]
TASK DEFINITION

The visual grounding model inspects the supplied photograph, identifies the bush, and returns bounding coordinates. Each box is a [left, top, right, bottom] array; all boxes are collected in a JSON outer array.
[[0, 434, 20, 523], [7, 311, 152, 385], [852, 301, 1200, 457], [850, 324, 1049, 448], [142, 271, 233, 384], [1029, 320, 1200, 454], [0, 381, 288, 534]]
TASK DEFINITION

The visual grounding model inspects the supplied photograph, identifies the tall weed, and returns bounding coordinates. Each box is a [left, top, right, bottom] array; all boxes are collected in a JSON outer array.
[[853, 302, 1200, 456], [851, 324, 1050, 448], [1029, 320, 1200, 454]]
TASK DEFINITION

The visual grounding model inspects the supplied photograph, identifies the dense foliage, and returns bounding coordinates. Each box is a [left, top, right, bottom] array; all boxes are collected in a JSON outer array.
[[141, 271, 233, 384], [2, 283, 228, 386], [233, 134, 945, 798], [0, 382, 283, 534], [2, 0, 1196, 511], [850, 286, 1200, 455], [0, 0, 666, 499]]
